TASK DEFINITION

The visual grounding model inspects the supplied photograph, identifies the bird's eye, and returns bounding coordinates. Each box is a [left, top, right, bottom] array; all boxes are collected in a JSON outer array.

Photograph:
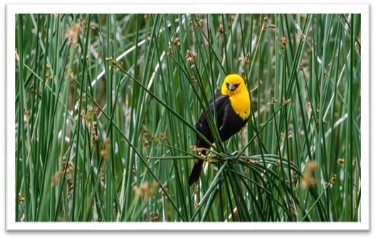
[[226, 82, 240, 91]]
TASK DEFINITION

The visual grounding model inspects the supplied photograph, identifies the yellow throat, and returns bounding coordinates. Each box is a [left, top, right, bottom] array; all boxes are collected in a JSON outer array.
[[220, 74, 251, 120]]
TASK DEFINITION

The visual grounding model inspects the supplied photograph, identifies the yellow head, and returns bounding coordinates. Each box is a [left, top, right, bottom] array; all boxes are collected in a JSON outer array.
[[221, 74, 248, 96], [221, 74, 251, 120]]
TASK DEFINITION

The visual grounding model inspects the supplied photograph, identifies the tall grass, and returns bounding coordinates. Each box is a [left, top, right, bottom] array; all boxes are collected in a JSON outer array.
[[15, 13, 361, 222]]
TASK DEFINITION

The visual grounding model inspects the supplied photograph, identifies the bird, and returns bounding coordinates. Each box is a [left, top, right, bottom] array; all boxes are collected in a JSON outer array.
[[188, 74, 251, 186]]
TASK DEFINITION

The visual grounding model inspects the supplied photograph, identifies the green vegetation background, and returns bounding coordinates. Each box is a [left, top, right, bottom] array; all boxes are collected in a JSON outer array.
[[15, 14, 361, 222]]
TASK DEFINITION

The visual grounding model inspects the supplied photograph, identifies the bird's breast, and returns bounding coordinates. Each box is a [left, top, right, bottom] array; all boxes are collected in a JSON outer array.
[[229, 93, 251, 120]]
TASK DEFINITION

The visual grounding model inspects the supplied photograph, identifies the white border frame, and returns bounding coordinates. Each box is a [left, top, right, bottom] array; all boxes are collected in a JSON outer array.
[[5, 1, 370, 231]]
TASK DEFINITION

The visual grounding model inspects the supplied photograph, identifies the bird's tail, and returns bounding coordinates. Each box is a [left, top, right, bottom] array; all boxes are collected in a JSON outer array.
[[188, 137, 209, 186], [188, 159, 203, 186]]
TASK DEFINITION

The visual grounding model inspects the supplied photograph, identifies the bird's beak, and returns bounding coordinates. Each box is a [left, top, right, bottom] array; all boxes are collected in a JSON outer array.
[[228, 83, 236, 91]]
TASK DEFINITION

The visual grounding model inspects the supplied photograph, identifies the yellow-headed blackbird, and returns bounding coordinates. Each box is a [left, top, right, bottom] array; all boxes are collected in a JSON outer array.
[[188, 74, 251, 186]]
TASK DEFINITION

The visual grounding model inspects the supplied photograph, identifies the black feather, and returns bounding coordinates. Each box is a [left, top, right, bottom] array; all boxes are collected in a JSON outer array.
[[188, 92, 248, 186]]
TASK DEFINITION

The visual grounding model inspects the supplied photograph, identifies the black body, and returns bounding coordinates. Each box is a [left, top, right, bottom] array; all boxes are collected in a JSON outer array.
[[188, 93, 248, 186]]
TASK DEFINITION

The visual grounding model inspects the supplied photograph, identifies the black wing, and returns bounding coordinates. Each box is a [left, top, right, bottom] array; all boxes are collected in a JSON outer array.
[[217, 101, 247, 142], [190, 92, 248, 186], [195, 93, 230, 148]]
